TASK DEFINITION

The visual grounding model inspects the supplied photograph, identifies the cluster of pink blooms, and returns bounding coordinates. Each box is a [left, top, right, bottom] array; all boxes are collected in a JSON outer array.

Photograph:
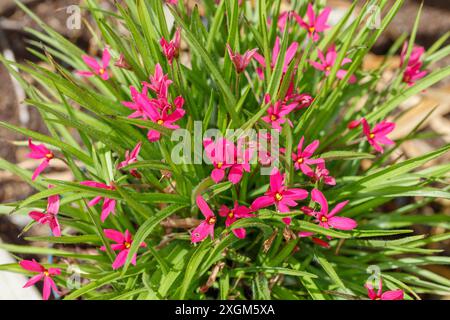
[[20, 2, 407, 300], [348, 118, 396, 153], [400, 42, 427, 86], [203, 137, 253, 185], [122, 63, 185, 142]]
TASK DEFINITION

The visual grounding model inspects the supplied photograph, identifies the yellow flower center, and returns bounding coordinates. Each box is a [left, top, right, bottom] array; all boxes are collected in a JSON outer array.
[[369, 133, 375, 139], [45, 153, 54, 160], [275, 193, 283, 201], [228, 211, 235, 219], [124, 242, 131, 249], [44, 271, 50, 277], [297, 157, 304, 164], [207, 216, 216, 225], [157, 119, 164, 125], [99, 68, 105, 75], [309, 26, 315, 33], [321, 216, 328, 222], [325, 66, 331, 71], [217, 162, 223, 169], [270, 115, 277, 121]]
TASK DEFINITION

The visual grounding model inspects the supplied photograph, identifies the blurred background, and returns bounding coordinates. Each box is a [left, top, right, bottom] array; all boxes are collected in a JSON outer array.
[[0, 0, 448, 299]]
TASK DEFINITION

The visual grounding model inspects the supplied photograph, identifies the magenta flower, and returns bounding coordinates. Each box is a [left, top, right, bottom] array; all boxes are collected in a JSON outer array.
[[361, 118, 395, 153], [142, 63, 172, 99], [251, 168, 308, 225], [19, 259, 61, 300], [192, 195, 217, 243], [308, 189, 357, 231], [114, 53, 131, 70], [226, 44, 258, 74], [29, 185, 61, 237], [203, 138, 236, 183], [365, 279, 404, 300], [276, 11, 291, 31], [403, 63, 427, 86], [219, 202, 255, 239], [298, 231, 330, 248], [292, 136, 324, 176], [166, 0, 178, 5], [255, 132, 277, 166], [261, 94, 297, 132], [291, 93, 314, 110], [145, 106, 185, 142], [294, 3, 331, 42], [76, 48, 111, 80], [310, 45, 356, 83], [117, 142, 142, 178], [253, 37, 298, 79], [400, 42, 426, 67], [122, 86, 150, 119], [400, 42, 427, 86], [307, 163, 336, 186], [229, 138, 253, 184], [160, 28, 181, 65], [80, 181, 116, 222], [101, 229, 147, 270], [26, 139, 54, 181]]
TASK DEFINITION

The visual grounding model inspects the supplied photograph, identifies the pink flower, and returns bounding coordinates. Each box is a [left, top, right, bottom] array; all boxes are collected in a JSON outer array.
[[361, 118, 395, 153], [366, 279, 404, 300], [160, 28, 181, 65], [226, 44, 258, 73], [117, 142, 142, 178], [292, 136, 324, 175], [277, 11, 291, 31], [310, 45, 356, 83], [122, 86, 150, 119], [26, 139, 54, 181], [145, 106, 185, 142], [19, 259, 61, 300], [403, 64, 427, 86], [255, 132, 280, 166], [229, 138, 253, 184], [308, 189, 357, 230], [114, 53, 131, 70], [251, 168, 308, 225], [307, 163, 336, 186], [253, 37, 298, 79], [261, 94, 297, 132], [347, 119, 362, 130], [101, 229, 147, 270], [142, 63, 173, 98], [192, 195, 217, 243], [219, 202, 255, 239], [400, 42, 425, 67], [80, 181, 116, 222], [294, 3, 331, 42], [400, 42, 427, 86], [29, 185, 61, 236], [298, 231, 330, 248], [166, 0, 178, 5], [77, 48, 111, 80], [203, 138, 235, 183], [290, 93, 314, 110]]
